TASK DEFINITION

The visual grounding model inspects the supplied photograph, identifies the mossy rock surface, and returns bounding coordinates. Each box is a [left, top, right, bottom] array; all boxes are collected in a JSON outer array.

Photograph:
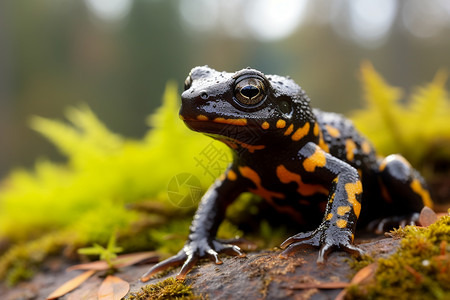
[[0, 237, 399, 299]]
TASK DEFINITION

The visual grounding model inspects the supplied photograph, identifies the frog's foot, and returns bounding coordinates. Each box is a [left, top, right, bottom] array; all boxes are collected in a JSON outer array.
[[279, 227, 363, 263], [140, 239, 246, 282], [217, 237, 258, 251], [367, 212, 419, 235]]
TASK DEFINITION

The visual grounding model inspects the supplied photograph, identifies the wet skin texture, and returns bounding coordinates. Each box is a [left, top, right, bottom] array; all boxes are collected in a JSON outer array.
[[141, 66, 433, 281]]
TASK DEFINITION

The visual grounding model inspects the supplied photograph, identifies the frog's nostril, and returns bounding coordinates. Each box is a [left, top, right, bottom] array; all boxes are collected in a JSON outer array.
[[200, 91, 209, 100]]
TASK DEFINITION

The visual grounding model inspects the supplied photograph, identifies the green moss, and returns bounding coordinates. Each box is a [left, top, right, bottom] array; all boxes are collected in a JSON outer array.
[[4, 262, 34, 286], [347, 254, 375, 274], [126, 278, 206, 300], [0, 233, 67, 286], [346, 216, 450, 299]]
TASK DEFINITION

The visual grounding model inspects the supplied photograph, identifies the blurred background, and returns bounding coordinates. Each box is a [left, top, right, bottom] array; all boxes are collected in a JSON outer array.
[[1, 0, 450, 178]]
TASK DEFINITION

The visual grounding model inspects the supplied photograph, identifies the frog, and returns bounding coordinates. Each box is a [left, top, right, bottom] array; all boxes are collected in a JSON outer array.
[[141, 66, 433, 282]]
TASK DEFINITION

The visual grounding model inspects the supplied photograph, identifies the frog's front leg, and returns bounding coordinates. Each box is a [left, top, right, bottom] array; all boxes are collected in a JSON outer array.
[[141, 169, 245, 282], [280, 142, 364, 263]]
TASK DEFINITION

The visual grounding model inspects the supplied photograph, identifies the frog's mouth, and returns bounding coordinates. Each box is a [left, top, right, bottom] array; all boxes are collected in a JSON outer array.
[[180, 116, 247, 134], [180, 114, 268, 144], [180, 114, 248, 126], [181, 118, 267, 153]]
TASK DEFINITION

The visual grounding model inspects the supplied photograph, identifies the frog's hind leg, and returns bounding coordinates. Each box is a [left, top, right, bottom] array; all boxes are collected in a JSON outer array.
[[369, 154, 432, 233]]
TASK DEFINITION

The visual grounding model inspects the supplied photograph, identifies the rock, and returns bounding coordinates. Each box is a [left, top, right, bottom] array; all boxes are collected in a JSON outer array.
[[130, 237, 399, 300], [1, 237, 400, 300]]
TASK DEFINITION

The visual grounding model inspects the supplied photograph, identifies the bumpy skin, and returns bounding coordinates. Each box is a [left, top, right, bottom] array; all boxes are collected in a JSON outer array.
[[141, 66, 433, 281]]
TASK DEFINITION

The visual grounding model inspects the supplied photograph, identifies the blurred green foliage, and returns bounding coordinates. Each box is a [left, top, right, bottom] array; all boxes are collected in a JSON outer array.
[[0, 83, 234, 284], [351, 62, 450, 176]]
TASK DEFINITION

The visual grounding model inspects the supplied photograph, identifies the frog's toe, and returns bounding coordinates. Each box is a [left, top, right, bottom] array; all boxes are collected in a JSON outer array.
[[342, 243, 364, 257], [176, 254, 199, 280], [141, 250, 187, 282], [279, 233, 320, 259], [280, 231, 315, 249], [206, 248, 222, 264], [317, 241, 363, 263], [217, 237, 257, 251], [214, 242, 246, 257], [317, 242, 334, 264], [279, 227, 363, 262]]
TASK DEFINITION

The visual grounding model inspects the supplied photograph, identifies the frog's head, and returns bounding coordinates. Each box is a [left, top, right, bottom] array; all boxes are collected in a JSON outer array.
[[180, 66, 314, 150]]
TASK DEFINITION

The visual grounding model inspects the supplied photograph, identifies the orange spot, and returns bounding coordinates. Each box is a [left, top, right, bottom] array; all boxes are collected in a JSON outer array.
[[361, 141, 371, 154], [239, 166, 283, 200], [325, 125, 340, 138], [276, 119, 286, 128], [213, 117, 247, 126], [221, 137, 265, 153], [197, 115, 208, 121], [345, 181, 362, 218], [337, 206, 351, 216], [318, 132, 330, 153], [179, 115, 185, 120], [379, 160, 387, 172], [313, 123, 320, 136], [346, 139, 357, 161], [329, 192, 335, 203], [276, 165, 328, 196], [303, 146, 327, 172], [284, 124, 294, 136], [336, 219, 348, 228], [233, 140, 265, 153], [326, 213, 333, 221], [292, 122, 310, 141], [238, 166, 302, 219], [261, 121, 270, 130], [227, 170, 237, 181], [411, 179, 433, 208]]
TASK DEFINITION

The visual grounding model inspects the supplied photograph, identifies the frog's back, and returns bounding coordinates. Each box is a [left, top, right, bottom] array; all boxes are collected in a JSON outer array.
[[313, 108, 431, 224], [313, 109, 378, 175]]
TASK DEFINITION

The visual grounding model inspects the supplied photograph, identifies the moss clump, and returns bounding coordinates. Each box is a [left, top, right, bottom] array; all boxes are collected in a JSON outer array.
[[126, 278, 206, 300], [347, 216, 450, 300], [347, 254, 375, 274]]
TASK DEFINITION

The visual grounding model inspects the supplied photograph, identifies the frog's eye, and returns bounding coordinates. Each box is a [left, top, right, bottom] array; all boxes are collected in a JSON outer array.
[[184, 75, 192, 91], [234, 78, 266, 106]]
